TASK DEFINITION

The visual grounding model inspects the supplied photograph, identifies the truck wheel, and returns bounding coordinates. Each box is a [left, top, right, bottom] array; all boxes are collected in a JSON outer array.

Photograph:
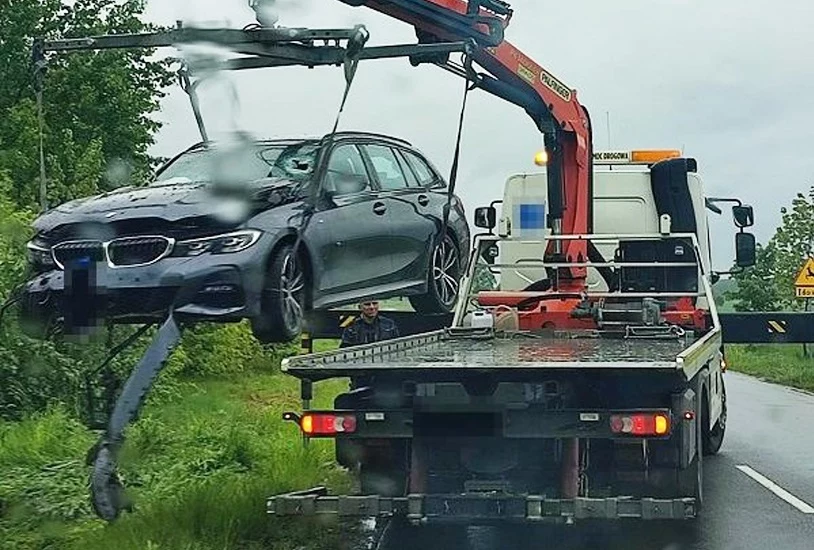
[[703, 381, 727, 456], [679, 392, 704, 509], [409, 234, 461, 313], [251, 244, 307, 343]]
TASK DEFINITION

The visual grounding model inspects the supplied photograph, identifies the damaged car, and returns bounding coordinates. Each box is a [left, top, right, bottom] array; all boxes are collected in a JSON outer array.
[[20, 131, 470, 343]]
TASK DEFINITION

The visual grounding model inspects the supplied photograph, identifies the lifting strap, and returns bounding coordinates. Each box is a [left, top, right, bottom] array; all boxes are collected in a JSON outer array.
[[282, 25, 368, 303], [442, 55, 477, 237]]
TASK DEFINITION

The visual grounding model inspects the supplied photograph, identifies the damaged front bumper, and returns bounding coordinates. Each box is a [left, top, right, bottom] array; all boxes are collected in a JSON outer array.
[[266, 487, 697, 523], [18, 241, 268, 332]]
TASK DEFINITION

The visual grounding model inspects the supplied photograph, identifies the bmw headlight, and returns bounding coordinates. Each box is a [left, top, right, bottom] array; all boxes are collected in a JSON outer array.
[[26, 238, 55, 268], [172, 230, 262, 257]]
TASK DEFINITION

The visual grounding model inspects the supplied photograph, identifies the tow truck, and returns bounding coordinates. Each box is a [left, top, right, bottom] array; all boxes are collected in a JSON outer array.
[[269, 144, 756, 524], [26, 0, 807, 529]]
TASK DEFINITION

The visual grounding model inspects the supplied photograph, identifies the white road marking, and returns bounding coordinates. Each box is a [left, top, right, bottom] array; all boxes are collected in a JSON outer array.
[[736, 464, 814, 514]]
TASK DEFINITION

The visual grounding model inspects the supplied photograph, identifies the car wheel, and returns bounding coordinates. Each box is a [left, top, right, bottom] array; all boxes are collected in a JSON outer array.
[[251, 244, 306, 344], [409, 233, 461, 313]]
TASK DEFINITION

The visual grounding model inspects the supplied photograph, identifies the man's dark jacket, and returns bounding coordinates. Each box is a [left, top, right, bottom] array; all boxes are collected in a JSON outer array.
[[340, 315, 400, 348]]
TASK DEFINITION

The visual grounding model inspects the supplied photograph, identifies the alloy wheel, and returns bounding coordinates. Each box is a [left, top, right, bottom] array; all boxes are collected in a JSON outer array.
[[280, 253, 305, 333], [432, 237, 460, 307]]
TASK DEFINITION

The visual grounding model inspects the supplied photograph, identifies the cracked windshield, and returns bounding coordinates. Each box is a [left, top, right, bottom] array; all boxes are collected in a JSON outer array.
[[1, 1, 812, 549]]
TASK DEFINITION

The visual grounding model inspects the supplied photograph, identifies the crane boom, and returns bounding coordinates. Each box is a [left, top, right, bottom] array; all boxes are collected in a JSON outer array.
[[341, 0, 593, 280]]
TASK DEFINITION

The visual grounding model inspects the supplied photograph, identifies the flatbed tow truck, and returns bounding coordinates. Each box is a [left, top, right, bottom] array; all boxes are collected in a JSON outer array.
[[268, 189, 745, 525]]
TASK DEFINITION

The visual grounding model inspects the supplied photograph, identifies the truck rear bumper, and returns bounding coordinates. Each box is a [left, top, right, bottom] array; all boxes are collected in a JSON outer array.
[[267, 487, 697, 522]]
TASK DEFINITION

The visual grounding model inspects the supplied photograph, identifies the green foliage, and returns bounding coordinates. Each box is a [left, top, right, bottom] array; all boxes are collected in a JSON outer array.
[[725, 344, 814, 393], [0, 0, 173, 211], [727, 187, 814, 311], [773, 187, 814, 309], [727, 241, 782, 312], [0, 376, 352, 550]]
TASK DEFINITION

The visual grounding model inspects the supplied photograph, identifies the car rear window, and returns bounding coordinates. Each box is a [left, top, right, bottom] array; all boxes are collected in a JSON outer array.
[[402, 150, 440, 188]]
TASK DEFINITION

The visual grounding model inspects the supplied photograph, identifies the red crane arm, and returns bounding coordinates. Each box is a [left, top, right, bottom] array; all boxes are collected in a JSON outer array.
[[340, 0, 592, 277]]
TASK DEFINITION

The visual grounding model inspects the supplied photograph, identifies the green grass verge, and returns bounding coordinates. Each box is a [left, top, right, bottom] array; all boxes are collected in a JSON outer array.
[[726, 344, 814, 392], [0, 367, 354, 550]]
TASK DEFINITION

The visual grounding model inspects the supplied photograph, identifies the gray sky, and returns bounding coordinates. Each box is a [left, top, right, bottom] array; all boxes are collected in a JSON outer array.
[[142, 0, 814, 269]]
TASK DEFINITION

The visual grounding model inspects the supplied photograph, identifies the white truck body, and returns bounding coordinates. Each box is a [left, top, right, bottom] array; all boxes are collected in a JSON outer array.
[[496, 151, 712, 310]]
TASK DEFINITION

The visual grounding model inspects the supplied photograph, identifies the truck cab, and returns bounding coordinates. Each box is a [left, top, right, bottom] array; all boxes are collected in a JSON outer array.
[[490, 150, 754, 311]]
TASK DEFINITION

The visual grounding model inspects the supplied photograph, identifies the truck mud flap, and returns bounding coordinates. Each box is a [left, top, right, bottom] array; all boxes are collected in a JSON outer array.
[[267, 488, 697, 521]]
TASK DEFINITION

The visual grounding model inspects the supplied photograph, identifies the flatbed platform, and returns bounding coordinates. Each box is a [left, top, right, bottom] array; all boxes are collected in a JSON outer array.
[[282, 328, 699, 380]]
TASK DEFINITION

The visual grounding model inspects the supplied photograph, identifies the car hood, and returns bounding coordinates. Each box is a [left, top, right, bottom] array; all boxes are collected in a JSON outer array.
[[33, 177, 302, 234]]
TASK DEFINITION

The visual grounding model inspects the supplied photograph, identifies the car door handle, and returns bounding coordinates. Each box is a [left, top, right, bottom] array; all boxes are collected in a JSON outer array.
[[373, 202, 387, 215], [417, 194, 429, 206]]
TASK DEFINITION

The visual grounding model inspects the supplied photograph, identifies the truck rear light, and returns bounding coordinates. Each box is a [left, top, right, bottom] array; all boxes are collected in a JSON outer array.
[[610, 412, 670, 436], [300, 413, 357, 435]]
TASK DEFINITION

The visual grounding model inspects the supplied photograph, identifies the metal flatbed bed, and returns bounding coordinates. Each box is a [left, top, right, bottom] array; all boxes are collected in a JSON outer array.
[[281, 328, 702, 381]]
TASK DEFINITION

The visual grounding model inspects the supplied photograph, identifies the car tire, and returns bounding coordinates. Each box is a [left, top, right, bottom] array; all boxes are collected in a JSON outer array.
[[251, 244, 307, 344], [409, 233, 462, 314]]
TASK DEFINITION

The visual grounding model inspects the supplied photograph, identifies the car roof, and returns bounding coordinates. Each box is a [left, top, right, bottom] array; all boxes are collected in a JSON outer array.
[[182, 131, 414, 154]]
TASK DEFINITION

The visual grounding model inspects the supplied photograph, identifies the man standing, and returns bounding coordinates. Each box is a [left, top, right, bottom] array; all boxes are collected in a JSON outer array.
[[340, 300, 400, 348]]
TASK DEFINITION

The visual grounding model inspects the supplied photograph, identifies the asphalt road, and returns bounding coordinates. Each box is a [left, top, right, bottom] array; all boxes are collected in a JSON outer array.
[[370, 371, 814, 550]]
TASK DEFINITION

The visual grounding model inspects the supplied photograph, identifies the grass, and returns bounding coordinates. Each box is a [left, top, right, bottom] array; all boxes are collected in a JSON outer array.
[[5, 326, 814, 549], [0, 340, 357, 550], [725, 344, 814, 392]]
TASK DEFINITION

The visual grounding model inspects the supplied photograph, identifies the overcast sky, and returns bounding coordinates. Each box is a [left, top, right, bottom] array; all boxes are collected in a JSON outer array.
[[141, 0, 814, 269]]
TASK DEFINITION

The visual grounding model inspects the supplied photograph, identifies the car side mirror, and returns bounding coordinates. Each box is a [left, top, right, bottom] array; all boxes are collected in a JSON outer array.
[[474, 206, 496, 229], [732, 205, 754, 228], [735, 232, 756, 268]]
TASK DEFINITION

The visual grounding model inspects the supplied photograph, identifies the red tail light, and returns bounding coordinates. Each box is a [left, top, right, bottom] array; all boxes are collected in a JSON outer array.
[[300, 413, 357, 436], [610, 412, 670, 436]]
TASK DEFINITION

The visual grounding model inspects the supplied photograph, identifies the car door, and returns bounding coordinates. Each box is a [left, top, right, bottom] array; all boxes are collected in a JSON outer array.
[[360, 143, 436, 285], [306, 142, 393, 300]]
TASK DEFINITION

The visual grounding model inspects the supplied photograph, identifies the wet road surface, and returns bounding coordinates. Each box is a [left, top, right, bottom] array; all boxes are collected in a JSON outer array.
[[371, 372, 814, 549]]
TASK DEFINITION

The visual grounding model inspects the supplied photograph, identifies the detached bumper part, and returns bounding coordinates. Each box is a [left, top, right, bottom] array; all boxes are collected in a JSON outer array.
[[266, 490, 697, 521]]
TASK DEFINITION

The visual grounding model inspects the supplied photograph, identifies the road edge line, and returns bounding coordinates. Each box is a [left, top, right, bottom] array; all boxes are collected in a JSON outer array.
[[735, 464, 814, 514]]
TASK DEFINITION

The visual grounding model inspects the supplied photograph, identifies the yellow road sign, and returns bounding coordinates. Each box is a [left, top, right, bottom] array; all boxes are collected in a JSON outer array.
[[796, 286, 814, 298], [795, 258, 814, 286]]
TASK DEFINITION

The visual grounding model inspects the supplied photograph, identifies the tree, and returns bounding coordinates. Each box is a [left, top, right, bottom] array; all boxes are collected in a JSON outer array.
[[726, 186, 814, 312], [0, 0, 173, 211], [773, 187, 814, 310], [727, 240, 781, 311], [0, 0, 173, 419]]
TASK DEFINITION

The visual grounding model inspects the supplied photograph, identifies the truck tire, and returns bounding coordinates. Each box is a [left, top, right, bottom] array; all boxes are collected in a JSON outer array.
[[703, 381, 727, 456], [679, 390, 704, 509]]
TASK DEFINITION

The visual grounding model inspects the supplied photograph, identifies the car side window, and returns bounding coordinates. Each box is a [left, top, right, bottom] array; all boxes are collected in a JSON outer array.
[[324, 144, 371, 195], [403, 151, 441, 188], [363, 144, 409, 191], [394, 149, 420, 187]]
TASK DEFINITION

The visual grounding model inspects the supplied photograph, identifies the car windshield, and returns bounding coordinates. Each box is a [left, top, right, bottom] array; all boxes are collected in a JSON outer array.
[[153, 141, 320, 185]]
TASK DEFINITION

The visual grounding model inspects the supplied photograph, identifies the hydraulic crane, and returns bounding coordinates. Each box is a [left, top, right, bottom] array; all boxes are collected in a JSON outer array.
[[337, 0, 594, 286]]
